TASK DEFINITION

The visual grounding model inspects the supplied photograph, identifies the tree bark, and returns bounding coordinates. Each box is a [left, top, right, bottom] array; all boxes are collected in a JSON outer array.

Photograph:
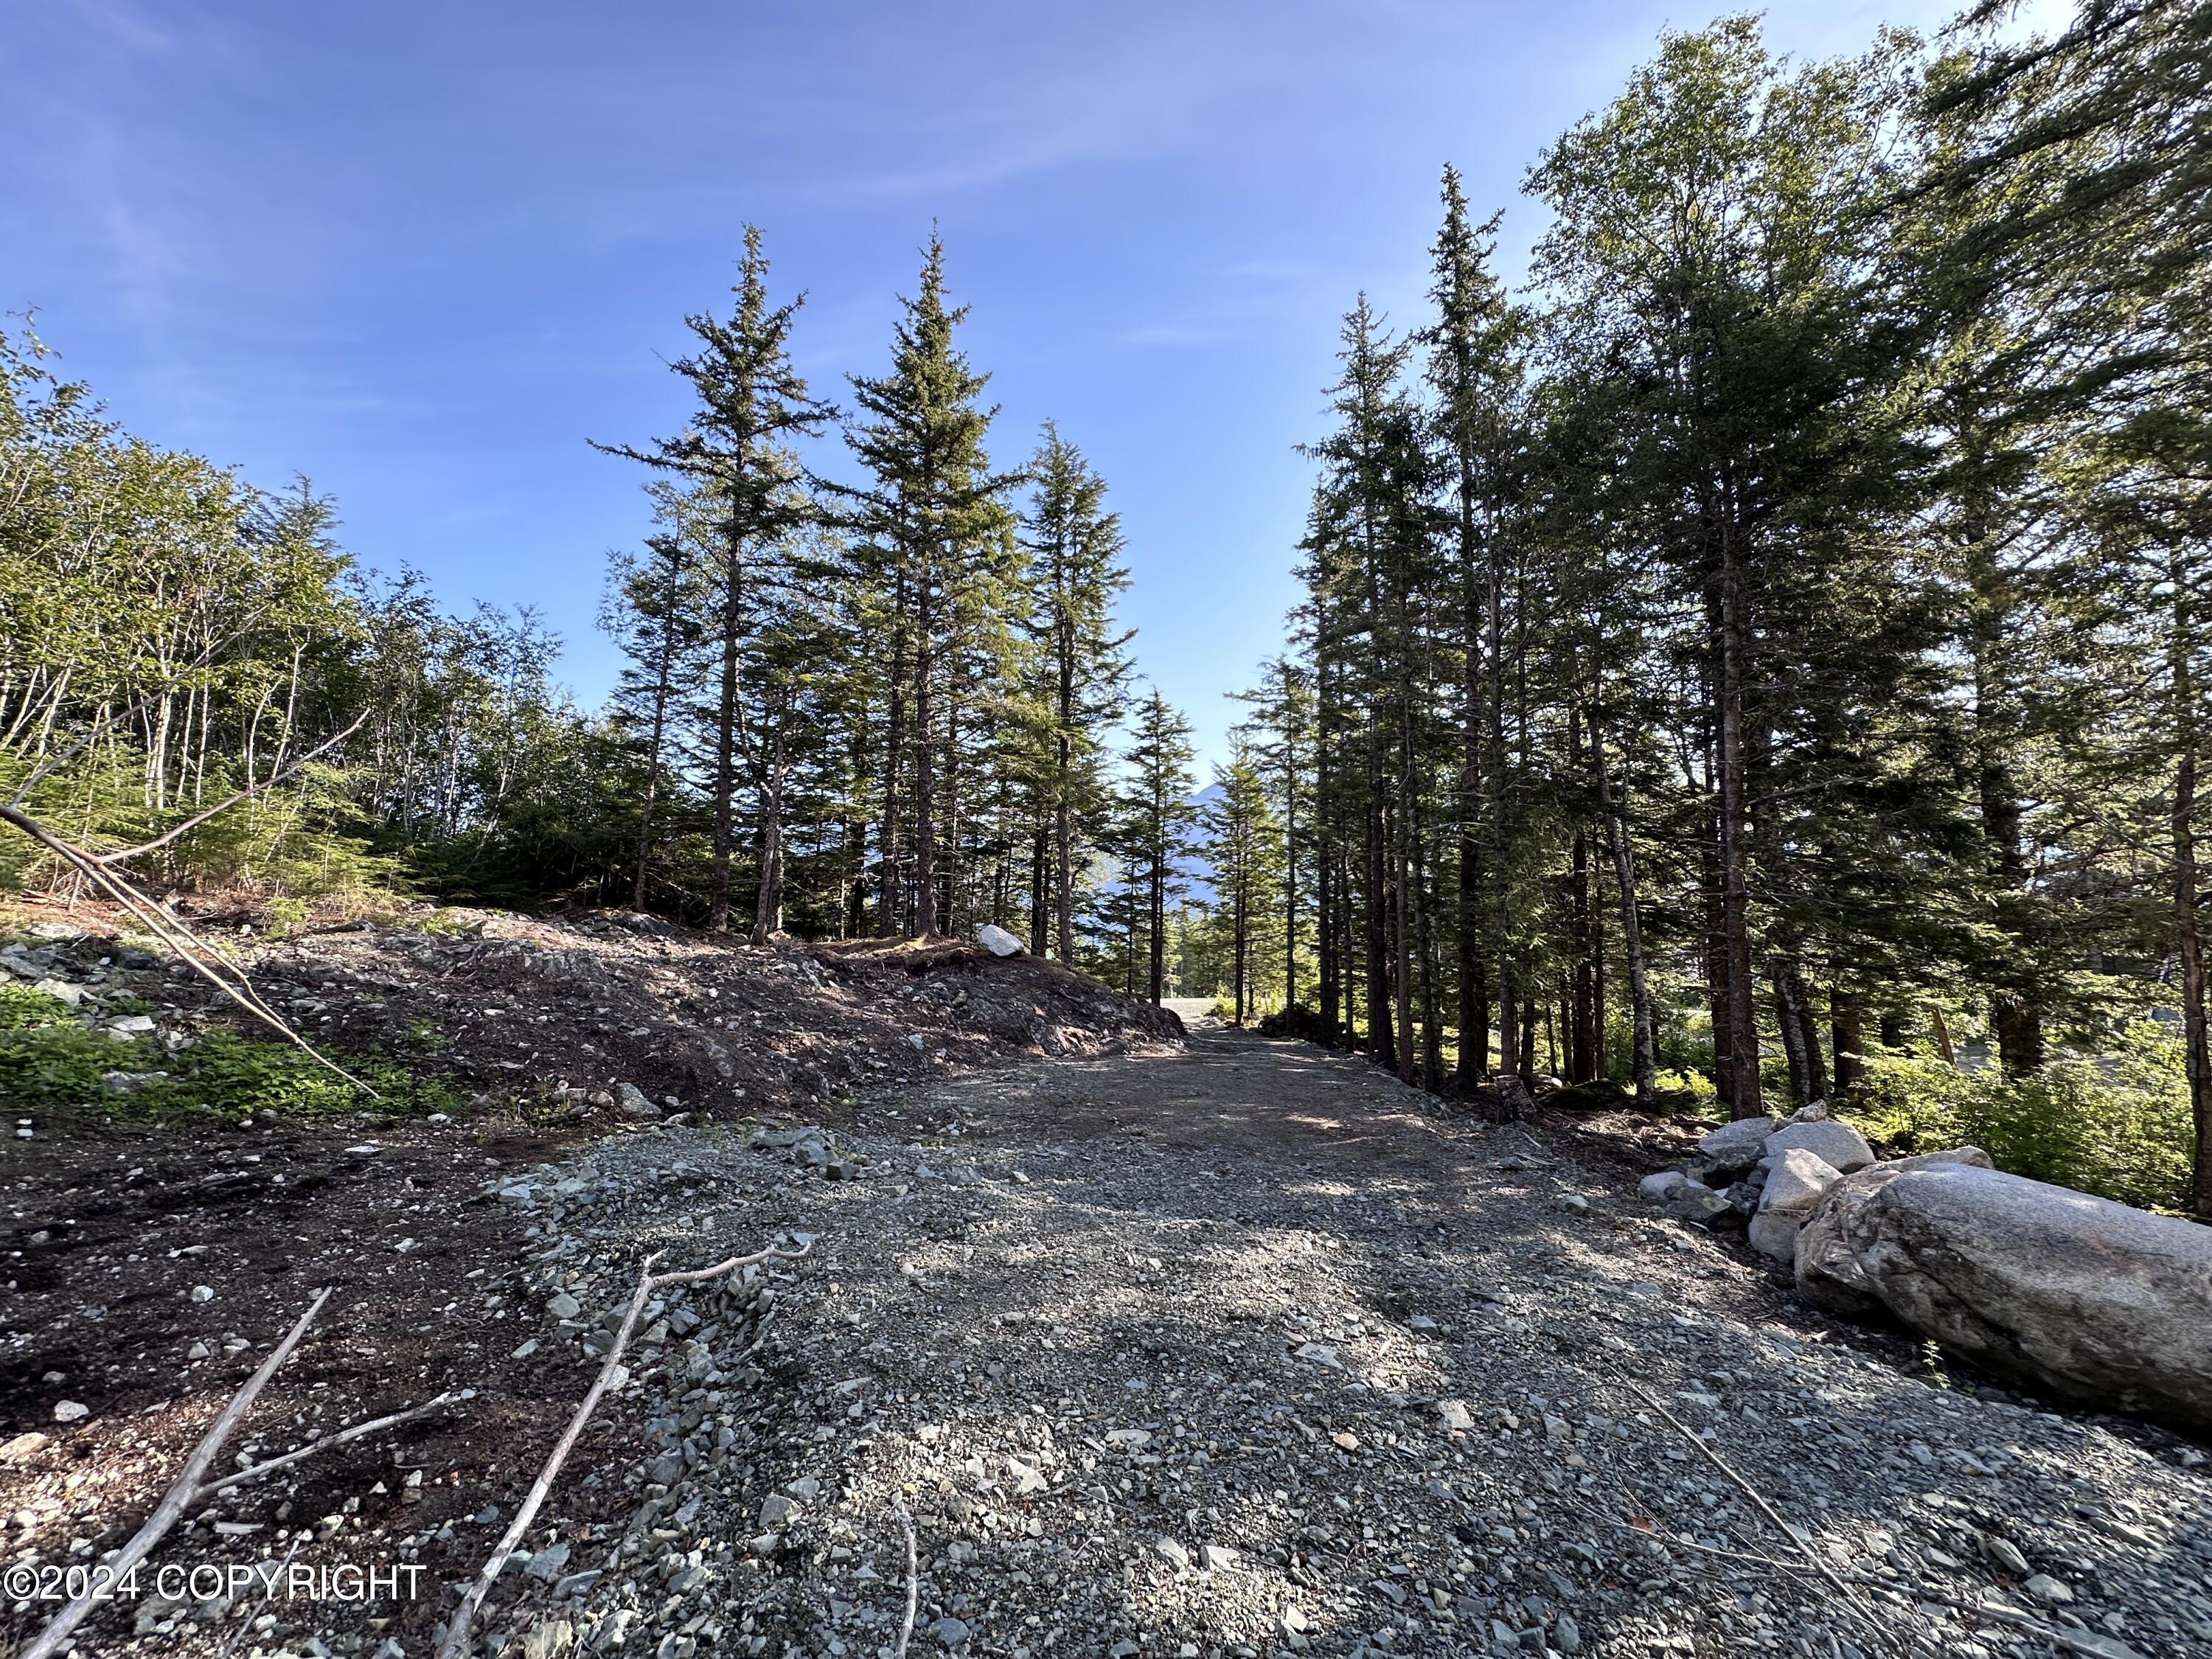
[[877, 572, 907, 938], [1366, 797, 1394, 1064], [708, 537, 745, 933], [1831, 987, 1865, 1099], [750, 721, 787, 945], [1593, 708, 1663, 1097], [1716, 499, 1763, 1118], [2170, 545, 2211, 1218]]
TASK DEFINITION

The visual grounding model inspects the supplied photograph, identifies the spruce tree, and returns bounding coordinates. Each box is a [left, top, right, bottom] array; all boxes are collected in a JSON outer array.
[[841, 232, 1022, 939], [1120, 687, 1199, 1004], [1018, 423, 1134, 960], [594, 225, 832, 931]]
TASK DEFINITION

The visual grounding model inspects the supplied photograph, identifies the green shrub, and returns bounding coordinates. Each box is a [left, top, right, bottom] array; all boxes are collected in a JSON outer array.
[[1846, 1022, 2191, 1212], [0, 987, 458, 1123]]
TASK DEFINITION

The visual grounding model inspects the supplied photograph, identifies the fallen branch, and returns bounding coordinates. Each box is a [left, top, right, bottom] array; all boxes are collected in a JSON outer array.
[[0, 799, 380, 1097], [5, 728, 100, 809], [892, 1500, 919, 1659], [20, 1289, 333, 1659], [190, 1390, 462, 1506], [435, 1238, 813, 1659], [1618, 1382, 1877, 1619], [92, 711, 369, 866], [1588, 1509, 2132, 1659]]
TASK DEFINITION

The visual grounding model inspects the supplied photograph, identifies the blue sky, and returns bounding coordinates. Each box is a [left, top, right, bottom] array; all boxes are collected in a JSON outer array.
[[7, 0, 2031, 767]]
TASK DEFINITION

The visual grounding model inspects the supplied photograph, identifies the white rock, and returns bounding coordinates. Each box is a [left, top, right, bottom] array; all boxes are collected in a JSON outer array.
[[977, 923, 1026, 956], [1437, 1398, 1477, 1432], [190, 1284, 214, 1303], [1638, 1170, 1688, 1203], [52, 1400, 88, 1423], [30, 978, 83, 1006], [1760, 1148, 1842, 1216], [1763, 1119, 1874, 1175], [1798, 1158, 2212, 1427]]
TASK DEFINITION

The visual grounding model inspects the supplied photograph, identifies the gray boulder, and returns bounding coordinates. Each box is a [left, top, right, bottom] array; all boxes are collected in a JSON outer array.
[[1797, 1158, 2212, 1427], [1747, 1208, 1804, 1264], [1764, 1119, 1874, 1174], [1693, 1116, 1778, 1180], [1638, 1170, 1688, 1203], [977, 923, 1026, 957], [1795, 1148, 1992, 1318], [1762, 1147, 1843, 1215], [1667, 1182, 1733, 1223], [614, 1082, 662, 1121], [1746, 1149, 1843, 1263]]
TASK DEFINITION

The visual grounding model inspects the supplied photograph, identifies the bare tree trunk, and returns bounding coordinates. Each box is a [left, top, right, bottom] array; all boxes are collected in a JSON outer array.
[[1569, 830, 1597, 1082], [1392, 805, 1416, 1084], [913, 562, 939, 940], [1366, 796, 1394, 1065], [1029, 824, 1050, 956], [2170, 546, 2211, 1218], [1716, 504, 1763, 1118], [751, 721, 787, 945], [1413, 816, 1442, 1091], [709, 539, 745, 933], [1147, 833, 1166, 1005], [1054, 724, 1076, 961], [632, 590, 684, 912], [1773, 961, 1811, 1108], [877, 566, 909, 937], [1283, 737, 1299, 1012], [1831, 986, 1865, 1099]]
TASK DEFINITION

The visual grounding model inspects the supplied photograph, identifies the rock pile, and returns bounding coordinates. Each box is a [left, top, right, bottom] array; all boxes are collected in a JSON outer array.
[[1638, 1106, 2212, 1430]]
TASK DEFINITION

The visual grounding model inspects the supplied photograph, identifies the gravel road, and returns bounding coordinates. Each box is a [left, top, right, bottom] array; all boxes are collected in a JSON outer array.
[[462, 1023, 2212, 1659], [19, 1018, 2210, 1659]]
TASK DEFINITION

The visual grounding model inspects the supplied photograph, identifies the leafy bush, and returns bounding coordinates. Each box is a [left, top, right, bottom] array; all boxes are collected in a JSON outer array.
[[1846, 1022, 2192, 1212], [0, 987, 457, 1122]]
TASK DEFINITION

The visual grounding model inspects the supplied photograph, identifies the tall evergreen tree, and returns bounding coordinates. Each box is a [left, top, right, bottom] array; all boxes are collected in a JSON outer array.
[[1120, 687, 1199, 1005], [841, 232, 1023, 939], [594, 225, 833, 931], [1018, 423, 1135, 960]]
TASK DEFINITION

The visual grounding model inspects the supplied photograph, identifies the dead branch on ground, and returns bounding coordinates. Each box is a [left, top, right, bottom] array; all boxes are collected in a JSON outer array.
[[189, 1389, 463, 1506], [435, 1237, 813, 1659], [1618, 1382, 1882, 1621], [20, 1290, 333, 1659], [892, 1500, 918, 1659]]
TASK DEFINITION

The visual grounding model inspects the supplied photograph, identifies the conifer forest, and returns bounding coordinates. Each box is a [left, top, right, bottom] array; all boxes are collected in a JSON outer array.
[[4, 0, 2209, 1219]]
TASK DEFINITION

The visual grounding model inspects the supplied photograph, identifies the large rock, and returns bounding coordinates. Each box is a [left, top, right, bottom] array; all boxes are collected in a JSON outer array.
[[1795, 1149, 1991, 1318], [1638, 1170, 1688, 1203], [977, 923, 1026, 957], [1667, 1182, 1733, 1223], [1747, 1208, 1805, 1264], [1762, 1148, 1843, 1216], [1745, 1148, 1843, 1263], [1764, 1119, 1874, 1175], [1796, 1158, 2212, 1427], [1694, 1116, 1778, 1180], [614, 1082, 662, 1121]]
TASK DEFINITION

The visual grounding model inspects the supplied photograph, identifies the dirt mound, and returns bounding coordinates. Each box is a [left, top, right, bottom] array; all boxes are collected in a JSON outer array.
[[1, 898, 1184, 1130]]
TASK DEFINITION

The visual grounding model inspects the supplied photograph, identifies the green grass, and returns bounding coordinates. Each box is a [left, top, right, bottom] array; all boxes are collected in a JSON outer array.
[[0, 985, 460, 1123]]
